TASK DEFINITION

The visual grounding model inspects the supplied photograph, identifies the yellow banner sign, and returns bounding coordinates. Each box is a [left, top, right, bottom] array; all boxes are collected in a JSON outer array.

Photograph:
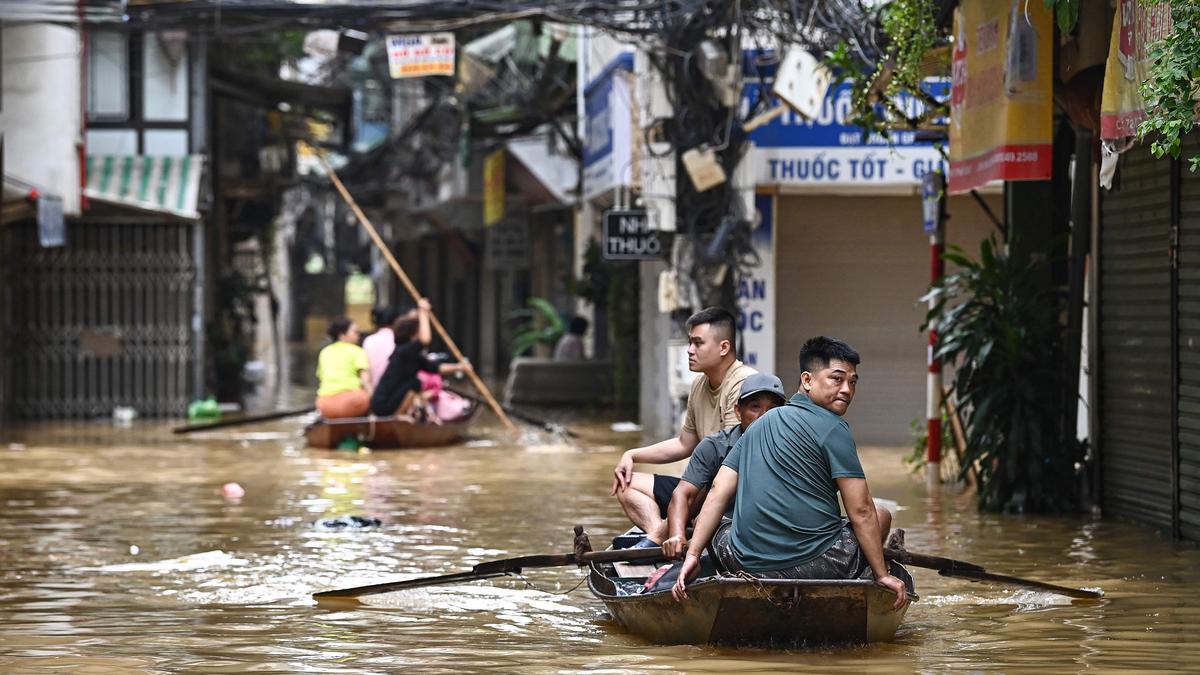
[[483, 149, 505, 227], [948, 0, 1053, 193], [1100, 0, 1174, 139]]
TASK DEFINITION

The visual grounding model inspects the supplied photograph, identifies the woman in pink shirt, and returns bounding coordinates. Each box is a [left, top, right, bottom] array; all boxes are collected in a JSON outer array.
[[363, 306, 401, 389]]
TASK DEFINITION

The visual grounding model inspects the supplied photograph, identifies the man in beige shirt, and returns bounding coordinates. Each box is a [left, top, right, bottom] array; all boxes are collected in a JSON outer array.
[[610, 307, 756, 547]]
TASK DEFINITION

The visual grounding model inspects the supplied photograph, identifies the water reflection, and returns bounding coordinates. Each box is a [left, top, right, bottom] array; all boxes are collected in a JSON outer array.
[[0, 418, 1197, 672]]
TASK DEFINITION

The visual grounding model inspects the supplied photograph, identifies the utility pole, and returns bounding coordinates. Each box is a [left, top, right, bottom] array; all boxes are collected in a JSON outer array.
[[923, 169, 947, 487]]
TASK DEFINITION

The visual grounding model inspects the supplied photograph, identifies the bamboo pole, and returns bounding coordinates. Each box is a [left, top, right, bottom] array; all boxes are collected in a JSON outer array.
[[319, 156, 516, 431]]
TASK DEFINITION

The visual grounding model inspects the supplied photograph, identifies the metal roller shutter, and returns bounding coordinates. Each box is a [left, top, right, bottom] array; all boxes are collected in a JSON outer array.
[[1177, 136, 1200, 539], [0, 219, 198, 418], [1099, 142, 1174, 530]]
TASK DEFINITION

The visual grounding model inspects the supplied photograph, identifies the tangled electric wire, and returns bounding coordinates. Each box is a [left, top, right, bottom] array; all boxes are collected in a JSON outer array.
[[128, 0, 884, 304]]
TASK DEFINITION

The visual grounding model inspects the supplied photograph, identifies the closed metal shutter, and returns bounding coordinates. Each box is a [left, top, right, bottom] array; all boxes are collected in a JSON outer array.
[[1099, 142, 1174, 529], [773, 194, 1000, 445], [1177, 136, 1200, 539], [0, 219, 198, 418]]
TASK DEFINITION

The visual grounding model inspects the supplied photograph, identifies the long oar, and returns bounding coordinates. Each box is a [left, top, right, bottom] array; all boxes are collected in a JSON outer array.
[[313, 547, 666, 603], [320, 155, 516, 432], [446, 387, 579, 438], [884, 548, 1102, 599], [172, 406, 315, 434]]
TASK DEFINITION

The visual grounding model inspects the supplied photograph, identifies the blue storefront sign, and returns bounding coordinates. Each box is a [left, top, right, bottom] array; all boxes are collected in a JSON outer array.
[[583, 52, 634, 198], [743, 75, 950, 188], [738, 193, 774, 374]]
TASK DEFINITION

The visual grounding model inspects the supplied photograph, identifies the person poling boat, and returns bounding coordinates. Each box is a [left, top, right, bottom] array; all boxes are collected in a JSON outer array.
[[611, 307, 757, 549], [370, 298, 472, 422], [673, 336, 909, 611]]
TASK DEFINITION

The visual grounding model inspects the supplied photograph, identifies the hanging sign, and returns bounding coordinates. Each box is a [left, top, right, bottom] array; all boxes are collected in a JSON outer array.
[[603, 210, 666, 260], [1100, 0, 1174, 139], [386, 33, 455, 79], [921, 170, 944, 234], [37, 195, 65, 248], [482, 149, 505, 227], [947, 0, 1053, 193]]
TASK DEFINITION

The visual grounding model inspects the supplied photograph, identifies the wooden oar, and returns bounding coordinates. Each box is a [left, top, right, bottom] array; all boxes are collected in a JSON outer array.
[[172, 406, 315, 434], [313, 547, 666, 602], [320, 155, 516, 432], [884, 547, 1102, 599], [446, 387, 579, 438]]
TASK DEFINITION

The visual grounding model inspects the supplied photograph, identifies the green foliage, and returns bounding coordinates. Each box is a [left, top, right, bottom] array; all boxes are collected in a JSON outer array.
[[566, 239, 613, 308], [1044, 0, 1080, 34], [881, 0, 938, 99], [207, 272, 261, 401], [1137, 0, 1200, 172], [507, 297, 565, 359], [922, 237, 1086, 513], [608, 264, 640, 413], [903, 413, 955, 474], [825, 0, 940, 139]]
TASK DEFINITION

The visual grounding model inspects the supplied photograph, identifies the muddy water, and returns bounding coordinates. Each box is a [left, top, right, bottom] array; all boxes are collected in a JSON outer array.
[[1, 414, 1198, 673]]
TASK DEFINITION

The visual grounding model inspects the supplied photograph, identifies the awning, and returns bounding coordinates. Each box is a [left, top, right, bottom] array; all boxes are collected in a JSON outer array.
[[84, 155, 205, 220]]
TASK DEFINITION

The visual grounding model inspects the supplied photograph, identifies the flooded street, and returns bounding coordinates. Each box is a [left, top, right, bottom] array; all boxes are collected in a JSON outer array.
[[2, 414, 1199, 673]]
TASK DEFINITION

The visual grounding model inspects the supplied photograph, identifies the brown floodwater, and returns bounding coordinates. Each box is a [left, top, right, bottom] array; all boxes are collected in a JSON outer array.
[[1, 412, 1198, 673]]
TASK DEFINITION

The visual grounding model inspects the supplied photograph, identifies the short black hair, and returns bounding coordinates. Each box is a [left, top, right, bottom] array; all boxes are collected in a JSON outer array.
[[392, 314, 419, 344], [327, 316, 354, 341], [371, 306, 399, 328], [568, 316, 589, 335], [799, 336, 860, 373], [685, 306, 737, 351]]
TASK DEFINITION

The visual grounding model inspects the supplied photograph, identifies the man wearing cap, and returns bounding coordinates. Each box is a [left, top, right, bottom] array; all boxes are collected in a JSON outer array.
[[672, 336, 909, 611], [660, 373, 787, 559]]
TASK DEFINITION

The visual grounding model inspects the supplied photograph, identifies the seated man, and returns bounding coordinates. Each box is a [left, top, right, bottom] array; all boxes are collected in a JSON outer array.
[[610, 307, 755, 547], [660, 373, 787, 559], [553, 316, 589, 361], [672, 336, 909, 611]]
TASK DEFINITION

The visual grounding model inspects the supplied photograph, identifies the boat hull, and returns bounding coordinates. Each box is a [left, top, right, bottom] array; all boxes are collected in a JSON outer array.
[[589, 561, 916, 646], [304, 403, 480, 449]]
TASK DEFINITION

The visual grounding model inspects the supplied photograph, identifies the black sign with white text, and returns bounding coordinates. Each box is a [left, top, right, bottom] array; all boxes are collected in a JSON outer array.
[[602, 210, 667, 260]]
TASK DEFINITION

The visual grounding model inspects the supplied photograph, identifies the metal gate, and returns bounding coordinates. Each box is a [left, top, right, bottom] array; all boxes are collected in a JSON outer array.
[[1098, 141, 1175, 531], [0, 218, 198, 418], [1177, 136, 1200, 540]]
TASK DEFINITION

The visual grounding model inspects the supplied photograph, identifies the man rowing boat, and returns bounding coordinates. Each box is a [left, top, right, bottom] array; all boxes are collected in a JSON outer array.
[[672, 336, 908, 610]]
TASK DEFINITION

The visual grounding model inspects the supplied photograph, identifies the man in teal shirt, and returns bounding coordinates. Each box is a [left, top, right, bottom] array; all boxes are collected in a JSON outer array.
[[672, 336, 908, 610]]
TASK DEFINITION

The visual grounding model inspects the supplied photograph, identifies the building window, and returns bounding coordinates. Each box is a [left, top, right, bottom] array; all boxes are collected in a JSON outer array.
[[142, 32, 188, 122], [87, 30, 129, 120], [86, 31, 191, 155]]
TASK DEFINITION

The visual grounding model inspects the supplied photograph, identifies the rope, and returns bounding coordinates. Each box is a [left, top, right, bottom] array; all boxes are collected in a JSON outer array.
[[732, 570, 800, 610], [516, 569, 590, 596]]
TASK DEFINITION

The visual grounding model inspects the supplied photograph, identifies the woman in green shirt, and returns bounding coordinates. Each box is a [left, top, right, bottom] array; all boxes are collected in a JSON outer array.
[[315, 317, 373, 418]]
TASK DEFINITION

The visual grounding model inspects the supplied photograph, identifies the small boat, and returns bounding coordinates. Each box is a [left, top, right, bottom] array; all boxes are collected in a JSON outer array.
[[587, 531, 918, 647], [304, 401, 480, 449]]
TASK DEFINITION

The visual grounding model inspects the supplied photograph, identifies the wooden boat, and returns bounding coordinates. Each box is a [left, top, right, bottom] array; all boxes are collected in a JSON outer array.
[[587, 532, 918, 647], [304, 401, 480, 449]]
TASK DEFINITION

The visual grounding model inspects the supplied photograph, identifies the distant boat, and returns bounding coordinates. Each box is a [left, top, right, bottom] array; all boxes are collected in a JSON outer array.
[[587, 531, 918, 646], [304, 401, 480, 449]]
